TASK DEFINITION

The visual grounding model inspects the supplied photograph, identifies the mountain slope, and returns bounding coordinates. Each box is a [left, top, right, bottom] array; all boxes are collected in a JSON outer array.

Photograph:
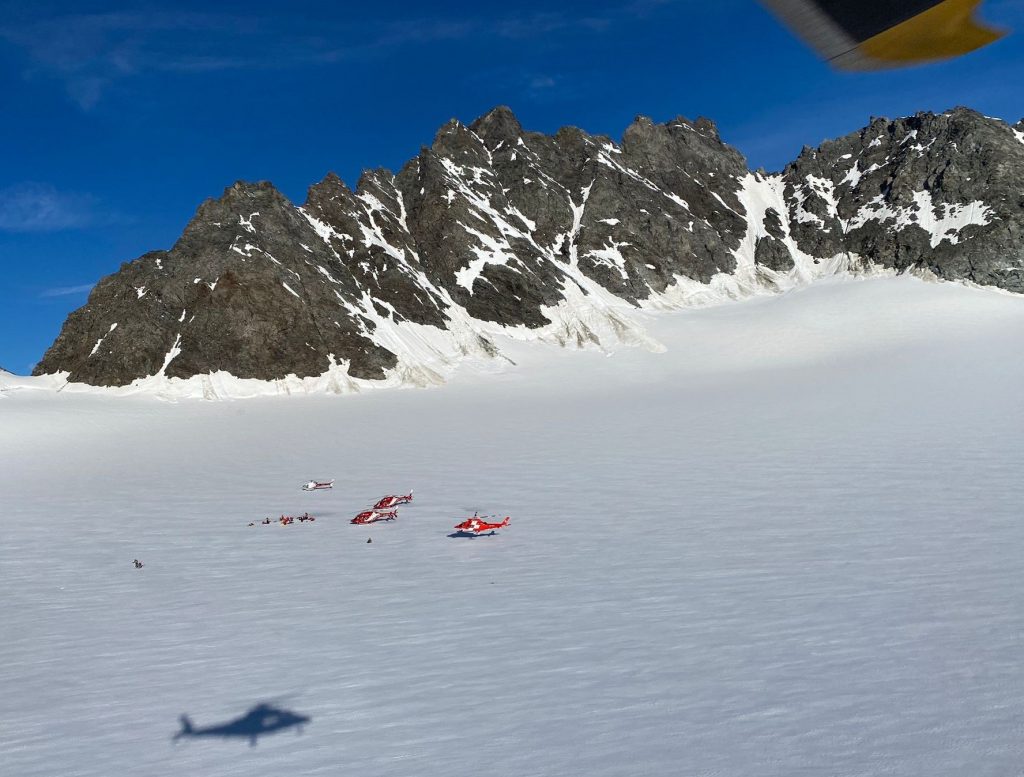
[[33, 106, 1024, 390]]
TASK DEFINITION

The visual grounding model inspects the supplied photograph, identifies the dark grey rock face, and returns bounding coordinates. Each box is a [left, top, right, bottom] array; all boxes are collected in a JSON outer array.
[[782, 108, 1024, 290], [38, 182, 399, 385], [35, 106, 1024, 387], [754, 237, 795, 271]]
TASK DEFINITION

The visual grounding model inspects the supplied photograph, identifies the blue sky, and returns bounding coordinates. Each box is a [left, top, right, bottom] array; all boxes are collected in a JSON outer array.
[[2, 0, 1023, 373]]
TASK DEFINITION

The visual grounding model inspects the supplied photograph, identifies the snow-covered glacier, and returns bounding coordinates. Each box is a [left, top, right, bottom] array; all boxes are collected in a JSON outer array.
[[3, 276, 1023, 777]]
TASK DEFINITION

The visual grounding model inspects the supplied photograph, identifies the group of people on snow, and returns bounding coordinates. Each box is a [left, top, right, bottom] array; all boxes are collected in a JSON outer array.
[[247, 513, 315, 527]]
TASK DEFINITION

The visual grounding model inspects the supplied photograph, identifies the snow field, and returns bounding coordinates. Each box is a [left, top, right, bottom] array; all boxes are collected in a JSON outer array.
[[2, 276, 1024, 776]]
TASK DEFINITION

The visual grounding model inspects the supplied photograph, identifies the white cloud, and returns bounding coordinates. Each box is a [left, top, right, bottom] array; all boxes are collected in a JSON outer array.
[[0, 183, 99, 232], [39, 283, 95, 298], [0, 6, 675, 108]]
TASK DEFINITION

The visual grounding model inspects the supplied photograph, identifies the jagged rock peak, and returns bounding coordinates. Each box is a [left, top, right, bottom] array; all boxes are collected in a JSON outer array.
[[664, 115, 722, 140], [198, 179, 291, 213], [430, 116, 486, 159], [308, 171, 351, 196], [33, 105, 1024, 390], [623, 113, 729, 149], [212, 180, 288, 206], [180, 180, 294, 248], [228, 179, 277, 194], [470, 105, 523, 145]]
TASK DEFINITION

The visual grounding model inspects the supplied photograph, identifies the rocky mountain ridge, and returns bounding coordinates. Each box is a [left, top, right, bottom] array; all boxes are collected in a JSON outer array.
[[34, 106, 1024, 391]]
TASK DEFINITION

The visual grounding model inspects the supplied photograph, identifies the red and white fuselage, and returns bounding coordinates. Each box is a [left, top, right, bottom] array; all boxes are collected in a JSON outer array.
[[373, 491, 413, 509], [302, 480, 334, 491], [351, 509, 398, 525], [454, 516, 510, 534]]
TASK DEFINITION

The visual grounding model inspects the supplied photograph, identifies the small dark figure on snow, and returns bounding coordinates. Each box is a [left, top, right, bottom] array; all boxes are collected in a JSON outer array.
[[366, 537, 372, 544], [133, 559, 143, 569]]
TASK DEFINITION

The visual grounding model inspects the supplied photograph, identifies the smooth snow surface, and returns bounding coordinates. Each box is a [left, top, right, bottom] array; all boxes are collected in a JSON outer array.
[[3, 276, 1024, 777]]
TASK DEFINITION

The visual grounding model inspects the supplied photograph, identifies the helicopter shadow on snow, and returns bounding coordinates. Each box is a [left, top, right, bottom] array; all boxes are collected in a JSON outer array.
[[447, 531, 499, 539], [172, 700, 311, 747]]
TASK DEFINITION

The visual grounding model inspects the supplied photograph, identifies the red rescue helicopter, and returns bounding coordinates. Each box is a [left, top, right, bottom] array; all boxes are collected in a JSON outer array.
[[373, 491, 413, 509], [453, 513, 510, 535], [301, 480, 334, 491], [351, 509, 398, 525]]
